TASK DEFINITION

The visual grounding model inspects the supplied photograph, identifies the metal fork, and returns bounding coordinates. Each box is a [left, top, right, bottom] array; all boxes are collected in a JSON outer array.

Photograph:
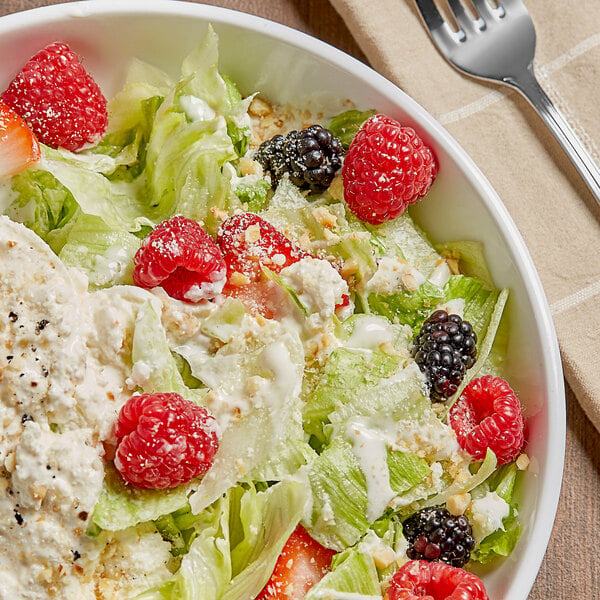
[[414, 0, 600, 204]]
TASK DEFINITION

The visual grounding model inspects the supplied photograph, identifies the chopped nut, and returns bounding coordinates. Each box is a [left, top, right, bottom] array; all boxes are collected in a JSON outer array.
[[4, 451, 16, 473], [239, 156, 263, 177], [249, 96, 273, 117], [229, 271, 251, 287], [328, 173, 344, 201], [297, 233, 312, 252], [445, 256, 461, 275], [447, 492, 471, 515], [210, 207, 229, 222], [30, 484, 48, 502], [258, 114, 276, 133], [371, 545, 396, 569], [401, 272, 419, 292], [340, 257, 360, 278], [322, 228, 340, 243], [244, 223, 261, 244], [311, 206, 337, 229], [516, 453, 530, 470]]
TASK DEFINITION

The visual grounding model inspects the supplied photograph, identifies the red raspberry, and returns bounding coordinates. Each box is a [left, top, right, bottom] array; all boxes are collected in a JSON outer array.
[[133, 215, 227, 303], [386, 560, 489, 600], [448, 376, 525, 466], [342, 114, 437, 224], [114, 392, 220, 489], [217, 212, 309, 283], [1, 42, 108, 151]]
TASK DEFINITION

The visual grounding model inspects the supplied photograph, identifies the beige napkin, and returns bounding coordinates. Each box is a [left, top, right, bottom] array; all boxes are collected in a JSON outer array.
[[330, 0, 600, 429]]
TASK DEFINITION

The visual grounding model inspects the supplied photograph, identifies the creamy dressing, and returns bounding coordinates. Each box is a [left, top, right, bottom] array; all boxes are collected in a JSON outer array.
[[179, 94, 217, 121], [345, 418, 395, 522], [345, 316, 396, 350]]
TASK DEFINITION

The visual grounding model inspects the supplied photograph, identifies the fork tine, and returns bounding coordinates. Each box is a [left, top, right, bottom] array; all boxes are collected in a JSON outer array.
[[471, 0, 494, 19], [414, 0, 446, 33], [447, 0, 473, 30]]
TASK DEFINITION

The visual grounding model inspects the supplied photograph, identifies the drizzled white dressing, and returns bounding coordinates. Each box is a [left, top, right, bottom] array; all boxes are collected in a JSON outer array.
[[345, 316, 396, 350], [345, 417, 395, 522]]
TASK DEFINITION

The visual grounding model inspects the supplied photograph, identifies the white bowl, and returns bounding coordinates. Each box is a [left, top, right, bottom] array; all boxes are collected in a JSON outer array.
[[0, 1, 565, 598]]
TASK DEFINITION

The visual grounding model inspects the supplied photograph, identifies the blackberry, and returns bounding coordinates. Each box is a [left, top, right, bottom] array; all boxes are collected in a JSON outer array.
[[412, 310, 477, 403], [403, 506, 475, 568], [255, 125, 344, 192], [254, 134, 287, 187]]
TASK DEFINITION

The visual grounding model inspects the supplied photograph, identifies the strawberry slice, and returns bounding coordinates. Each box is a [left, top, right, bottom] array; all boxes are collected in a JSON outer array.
[[217, 212, 309, 284], [218, 212, 351, 318], [257, 525, 336, 600], [0, 99, 40, 180], [223, 280, 291, 320]]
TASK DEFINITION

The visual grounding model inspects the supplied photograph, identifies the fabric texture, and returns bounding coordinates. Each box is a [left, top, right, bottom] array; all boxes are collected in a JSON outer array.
[[330, 0, 600, 429]]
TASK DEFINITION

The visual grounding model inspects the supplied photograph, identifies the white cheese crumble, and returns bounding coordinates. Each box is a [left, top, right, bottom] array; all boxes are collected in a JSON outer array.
[[469, 491, 510, 542], [279, 256, 348, 319], [366, 256, 426, 295], [0, 218, 170, 599]]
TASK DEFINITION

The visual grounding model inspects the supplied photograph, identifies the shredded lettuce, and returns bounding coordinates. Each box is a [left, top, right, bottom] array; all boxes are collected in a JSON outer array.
[[0, 23, 526, 598], [56, 213, 141, 289], [303, 348, 402, 445], [138, 480, 309, 600], [4, 168, 78, 240], [470, 462, 523, 564]]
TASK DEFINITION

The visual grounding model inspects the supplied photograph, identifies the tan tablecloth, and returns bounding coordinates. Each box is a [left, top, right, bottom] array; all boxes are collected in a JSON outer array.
[[331, 0, 600, 429]]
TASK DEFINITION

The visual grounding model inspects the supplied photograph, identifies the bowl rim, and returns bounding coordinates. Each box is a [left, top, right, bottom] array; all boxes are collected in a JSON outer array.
[[0, 1, 566, 597]]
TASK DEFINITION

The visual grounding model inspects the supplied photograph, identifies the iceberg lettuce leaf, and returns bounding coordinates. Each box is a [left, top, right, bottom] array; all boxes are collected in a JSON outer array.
[[469, 462, 523, 564], [327, 108, 376, 149], [306, 437, 370, 550], [138, 480, 308, 600], [187, 325, 305, 513], [303, 348, 402, 445], [131, 300, 206, 403], [56, 213, 141, 289], [92, 464, 191, 532], [4, 168, 78, 240], [304, 545, 382, 599]]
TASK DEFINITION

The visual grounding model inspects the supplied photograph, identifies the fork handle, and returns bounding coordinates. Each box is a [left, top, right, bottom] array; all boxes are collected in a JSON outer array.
[[506, 66, 600, 204]]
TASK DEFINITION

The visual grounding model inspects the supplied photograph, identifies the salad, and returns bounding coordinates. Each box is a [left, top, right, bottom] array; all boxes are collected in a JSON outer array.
[[0, 27, 528, 600]]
